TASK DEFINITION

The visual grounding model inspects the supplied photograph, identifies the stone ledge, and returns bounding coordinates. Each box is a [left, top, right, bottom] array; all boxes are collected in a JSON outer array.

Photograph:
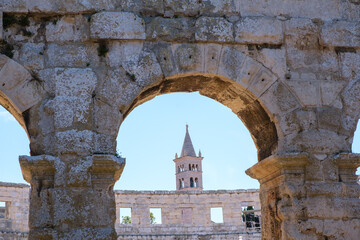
[[2, 0, 358, 22], [115, 189, 259, 195], [0, 181, 29, 188], [90, 12, 145, 40], [335, 153, 360, 183], [245, 153, 308, 183]]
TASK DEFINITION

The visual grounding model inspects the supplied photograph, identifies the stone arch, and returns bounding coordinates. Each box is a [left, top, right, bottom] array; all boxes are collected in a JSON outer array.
[[96, 43, 302, 160], [124, 73, 277, 161], [0, 55, 43, 134]]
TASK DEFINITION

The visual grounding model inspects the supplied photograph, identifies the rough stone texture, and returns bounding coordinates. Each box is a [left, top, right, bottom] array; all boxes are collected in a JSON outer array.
[[320, 21, 360, 47], [90, 12, 145, 40], [18, 154, 125, 240], [195, 17, 234, 42], [246, 154, 360, 240], [235, 17, 283, 44], [0, 1, 359, 239]]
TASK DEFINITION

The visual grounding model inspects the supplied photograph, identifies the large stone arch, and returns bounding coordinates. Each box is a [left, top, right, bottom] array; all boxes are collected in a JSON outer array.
[[0, 54, 43, 134], [122, 74, 278, 161], [95, 43, 301, 161]]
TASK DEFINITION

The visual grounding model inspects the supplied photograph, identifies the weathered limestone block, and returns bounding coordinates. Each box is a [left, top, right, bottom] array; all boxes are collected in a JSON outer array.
[[150, 42, 178, 77], [218, 45, 246, 81], [19, 154, 125, 240], [235, 17, 283, 44], [320, 21, 360, 47], [200, 0, 237, 16], [14, 80, 43, 111], [259, 81, 300, 117], [18, 43, 45, 70], [195, 17, 234, 42], [98, 68, 141, 112], [235, 0, 349, 21], [0, 55, 43, 113], [94, 100, 122, 137], [146, 17, 194, 41], [320, 80, 345, 107], [247, 153, 360, 240], [247, 68, 278, 97], [251, 48, 286, 80], [284, 18, 320, 50], [90, 12, 145, 40], [121, 51, 164, 87], [42, 68, 97, 132], [45, 15, 89, 42], [0, 56, 32, 91], [46, 44, 89, 68], [54, 130, 94, 155], [203, 44, 222, 74], [120, 0, 165, 16], [236, 56, 261, 88], [285, 80, 319, 107], [163, 0, 202, 17], [108, 41, 144, 68], [174, 43, 203, 73], [94, 133, 117, 155]]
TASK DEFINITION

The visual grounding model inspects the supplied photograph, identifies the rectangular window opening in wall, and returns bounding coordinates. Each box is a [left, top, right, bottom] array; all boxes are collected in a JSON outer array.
[[119, 207, 132, 224], [0, 201, 8, 219], [210, 207, 223, 223], [242, 206, 261, 230], [149, 208, 162, 224]]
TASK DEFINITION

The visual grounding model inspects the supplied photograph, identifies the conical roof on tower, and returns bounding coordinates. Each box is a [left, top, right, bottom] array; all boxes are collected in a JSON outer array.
[[180, 125, 197, 157]]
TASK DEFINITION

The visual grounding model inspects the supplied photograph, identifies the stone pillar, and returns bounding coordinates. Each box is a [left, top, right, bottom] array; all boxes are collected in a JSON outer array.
[[246, 153, 360, 240], [19, 154, 125, 240]]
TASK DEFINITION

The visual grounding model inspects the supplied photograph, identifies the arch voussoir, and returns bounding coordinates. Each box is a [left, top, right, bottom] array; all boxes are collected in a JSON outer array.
[[0, 54, 44, 130]]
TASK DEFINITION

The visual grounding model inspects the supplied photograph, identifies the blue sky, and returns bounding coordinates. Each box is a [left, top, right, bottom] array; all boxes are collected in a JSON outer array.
[[0, 92, 359, 190]]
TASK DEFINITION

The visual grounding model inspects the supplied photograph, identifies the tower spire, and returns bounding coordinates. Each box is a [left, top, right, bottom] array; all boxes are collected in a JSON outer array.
[[180, 124, 196, 157], [174, 125, 204, 191]]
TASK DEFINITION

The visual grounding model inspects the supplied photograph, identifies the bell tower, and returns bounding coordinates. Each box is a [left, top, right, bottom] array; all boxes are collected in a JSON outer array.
[[174, 125, 203, 191]]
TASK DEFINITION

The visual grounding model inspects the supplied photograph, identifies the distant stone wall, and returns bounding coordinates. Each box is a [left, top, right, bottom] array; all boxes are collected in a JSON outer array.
[[0, 183, 260, 239], [0, 182, 29, 240], [115, 189, 261, 239]]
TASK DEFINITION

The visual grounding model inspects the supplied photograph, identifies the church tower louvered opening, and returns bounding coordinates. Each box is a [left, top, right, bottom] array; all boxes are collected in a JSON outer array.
[[174, 125, 203, 191]]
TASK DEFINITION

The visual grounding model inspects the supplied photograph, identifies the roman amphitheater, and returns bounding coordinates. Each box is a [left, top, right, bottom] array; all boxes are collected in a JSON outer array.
[[0, 0, 360, 239]]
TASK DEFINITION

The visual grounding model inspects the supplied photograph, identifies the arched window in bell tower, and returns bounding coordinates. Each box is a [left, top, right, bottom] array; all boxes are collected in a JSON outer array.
[[189, 164, 191, 171], [190, 177, 194, 188], [195, 178, 198, 188]]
